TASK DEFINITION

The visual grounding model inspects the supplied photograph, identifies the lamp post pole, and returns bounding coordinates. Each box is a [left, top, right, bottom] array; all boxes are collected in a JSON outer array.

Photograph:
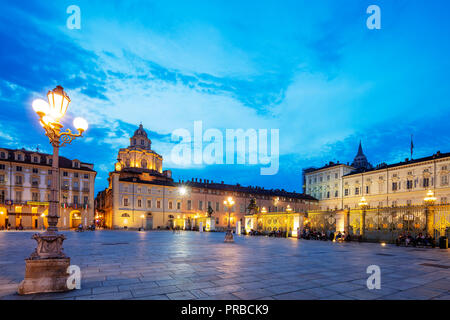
[[18, 86, 88, 295]]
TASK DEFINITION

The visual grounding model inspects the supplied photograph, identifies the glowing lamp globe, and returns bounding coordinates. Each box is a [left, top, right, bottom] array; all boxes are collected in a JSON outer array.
[[32, 99, 50, 115], [73, 117, 88, 132], [47, 85, 70, 120]]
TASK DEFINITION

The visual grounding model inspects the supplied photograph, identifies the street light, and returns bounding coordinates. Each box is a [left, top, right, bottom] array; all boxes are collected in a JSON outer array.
[[223, 196, 235, 243], [424, 190, 437, 205], [19, 86, 88, 295]]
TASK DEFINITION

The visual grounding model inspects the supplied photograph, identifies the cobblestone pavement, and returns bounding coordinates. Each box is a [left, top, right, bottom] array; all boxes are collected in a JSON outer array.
[[0, 230, 449, 300]]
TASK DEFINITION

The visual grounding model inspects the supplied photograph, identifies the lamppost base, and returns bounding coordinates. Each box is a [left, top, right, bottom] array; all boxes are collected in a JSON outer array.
[[224, 229, 234, 243], [18, 258, 71, 295]]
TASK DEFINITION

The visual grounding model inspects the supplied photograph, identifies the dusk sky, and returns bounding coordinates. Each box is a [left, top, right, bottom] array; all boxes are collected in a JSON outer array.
[[1, 0, 449, 195]]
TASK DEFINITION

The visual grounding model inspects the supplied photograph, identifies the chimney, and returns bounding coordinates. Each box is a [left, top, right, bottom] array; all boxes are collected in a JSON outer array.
[[221, 181, 224, 184]]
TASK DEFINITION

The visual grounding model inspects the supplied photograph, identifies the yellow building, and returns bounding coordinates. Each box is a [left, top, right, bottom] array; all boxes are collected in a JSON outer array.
[[0, 148, 96, 230], [96, 125, 319, 230]]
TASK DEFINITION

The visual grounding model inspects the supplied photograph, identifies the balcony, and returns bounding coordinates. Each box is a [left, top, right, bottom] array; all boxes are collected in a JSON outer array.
[[31, 182, 39, 188], [15, 182, 23, 186]]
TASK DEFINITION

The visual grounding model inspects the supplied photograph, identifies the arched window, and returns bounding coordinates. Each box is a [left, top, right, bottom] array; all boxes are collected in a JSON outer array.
[[141, 159, 147, 168], [125, 159, 130, 167]]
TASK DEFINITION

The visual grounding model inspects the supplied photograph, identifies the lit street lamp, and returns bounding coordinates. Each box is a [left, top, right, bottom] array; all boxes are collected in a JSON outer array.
[[223, 197, 235, 243], [18, 86, 88, 295]]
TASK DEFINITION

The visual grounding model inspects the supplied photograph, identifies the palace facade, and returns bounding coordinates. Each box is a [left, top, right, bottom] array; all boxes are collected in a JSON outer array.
[[0, 148, 96, 230], [304, 143, 450, 211], [95, 125, 318, 230]]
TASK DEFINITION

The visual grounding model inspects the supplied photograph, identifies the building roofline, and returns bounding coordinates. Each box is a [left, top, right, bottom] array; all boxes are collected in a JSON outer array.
[[343, 151, 450, 177]]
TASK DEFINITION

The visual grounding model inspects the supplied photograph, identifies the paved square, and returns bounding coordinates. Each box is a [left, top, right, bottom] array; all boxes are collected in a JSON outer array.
[[0, 230, 449, 300]]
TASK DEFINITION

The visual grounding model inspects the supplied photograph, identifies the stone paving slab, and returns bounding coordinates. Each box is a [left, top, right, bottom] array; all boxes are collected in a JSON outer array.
[[0, 230, 449, 300]]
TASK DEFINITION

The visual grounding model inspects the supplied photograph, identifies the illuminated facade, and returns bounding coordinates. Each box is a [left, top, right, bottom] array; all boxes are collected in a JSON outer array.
[[0, 148, 96, 229], [96, 125, 318, 230], [304, 143, 450, 211]]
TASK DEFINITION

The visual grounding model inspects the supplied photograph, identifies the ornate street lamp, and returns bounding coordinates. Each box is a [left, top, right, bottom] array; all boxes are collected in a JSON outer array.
[[18, 86, 88, 295], [223, 196, 235, 243]]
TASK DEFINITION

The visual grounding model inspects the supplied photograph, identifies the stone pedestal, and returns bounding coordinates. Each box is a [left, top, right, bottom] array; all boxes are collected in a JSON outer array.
[[18, 258, 70, 295]]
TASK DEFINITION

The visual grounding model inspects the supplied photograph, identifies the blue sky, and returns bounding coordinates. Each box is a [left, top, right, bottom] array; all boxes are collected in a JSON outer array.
[[0, 0, 449, 195]]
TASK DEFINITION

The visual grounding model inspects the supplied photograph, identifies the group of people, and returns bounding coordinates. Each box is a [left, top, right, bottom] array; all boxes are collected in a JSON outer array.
[[396, 232, 435, 247], [0, 224, 24, 230], [76, 224, 96, 232], [300, 228, 335, 241]]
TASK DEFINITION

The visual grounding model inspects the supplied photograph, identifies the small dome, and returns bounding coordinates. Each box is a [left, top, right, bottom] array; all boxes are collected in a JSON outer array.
[[133, 124, 148, 138]]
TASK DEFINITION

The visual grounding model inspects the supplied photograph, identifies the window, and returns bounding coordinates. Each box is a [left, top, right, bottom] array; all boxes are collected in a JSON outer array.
[[441, 175, 449, 186], [344, 189, 349, 196], [334, 190, 338, 197], [15, 191, 22, 202], [15, 175, 23, 185], [74, 172, 78, 178], [84, 174, 89, 179], [355, 187, 360, 195], [335, 173, 338, 179], [423, 178, 429, 188], [124, 198, 129, 206], [406, 180, 413, 189], [32, 168, 38, 174], [392, 182, 398, 191], [187, 200, 192, 210], [48, 170, 52, 175], [157, 200, 161, 209], [216, 202, 220, 211], [138, 199, 142, 207], [378, 201, 383, 207], [16, 166, 22, 172], [73, 195, 78, 204], [17, 154, 22, 161], [31, 177, 39, 187], [240, 204, 245, 213], [32, 192, 39, 201], [208, 201, 212, 210], [147, 200, 152, 208], [0, 174, 4, 184], [0, 190, 4, 203], [83, 196, 88, 204], [168, 201, 173, 209], [177, 202, 181, 210], [0, 152, 5, 159], [365, 186, 370, 194], [199, 201, 203, 210], [406, 200, 412, 206], [441, 197, 448, 204], [33, 156, 38, 163], [63, 171, 68, 177], [326, 191, 330, 199], [216, 217, 219, 224], [0, 164, 5, 170]]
